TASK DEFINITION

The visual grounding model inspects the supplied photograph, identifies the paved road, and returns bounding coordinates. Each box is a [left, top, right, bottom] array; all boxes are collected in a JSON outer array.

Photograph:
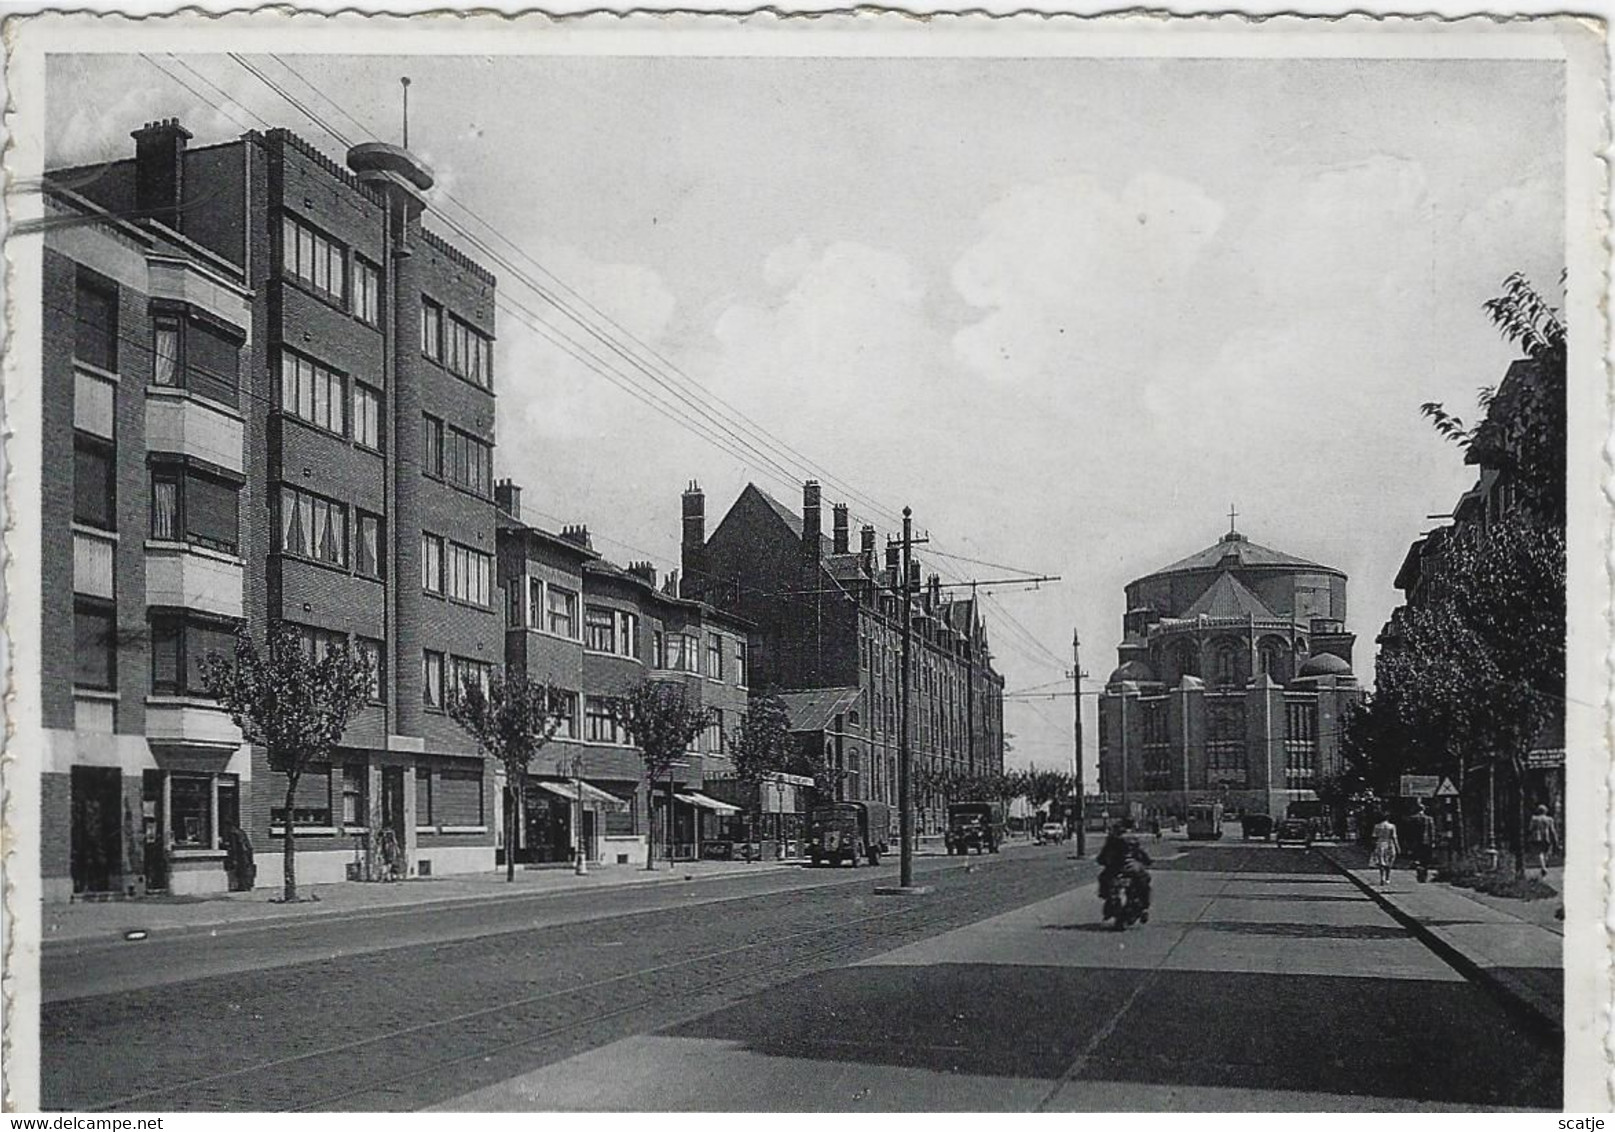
[[42, 842, 1560, 1112]]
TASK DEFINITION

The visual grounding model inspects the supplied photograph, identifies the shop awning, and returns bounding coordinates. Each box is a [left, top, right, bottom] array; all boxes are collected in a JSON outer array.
[[533, 779, 630, 811], [675, 791, 741, 815]]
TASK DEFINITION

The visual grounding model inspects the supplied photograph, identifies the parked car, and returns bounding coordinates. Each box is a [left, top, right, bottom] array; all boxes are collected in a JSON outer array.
[[1275, 818, 1314, 847], [1037, 822, 1067, 845], [1240, 813, 1275, 841], [1187, 802, 1225, 840]]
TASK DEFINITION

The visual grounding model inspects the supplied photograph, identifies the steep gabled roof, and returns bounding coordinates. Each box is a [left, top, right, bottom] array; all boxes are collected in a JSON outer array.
[[1181, 571, 1281, 621], [750, 484, 832, 555], [777, 687, 862, 733]]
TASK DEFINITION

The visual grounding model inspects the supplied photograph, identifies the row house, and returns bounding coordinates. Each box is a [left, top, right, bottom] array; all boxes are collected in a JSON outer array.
[[678, 480, 1006, 833], [41, 117, 501, 898], [495, 482, 753, 865]]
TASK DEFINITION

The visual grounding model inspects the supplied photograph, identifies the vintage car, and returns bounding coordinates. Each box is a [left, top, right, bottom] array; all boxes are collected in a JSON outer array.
[[1037, 822, 1067, 845], [1240, 813, 1275, 841], [945, 802, 1006, 855], [808, 801, 893, 867], [1275, 818, 1315, 847]]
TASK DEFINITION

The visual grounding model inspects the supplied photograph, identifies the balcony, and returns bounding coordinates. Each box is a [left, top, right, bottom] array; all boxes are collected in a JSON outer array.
[[145, 389, 244, 474], [145, 696, 242, 748], [146, 540, 244, 619]]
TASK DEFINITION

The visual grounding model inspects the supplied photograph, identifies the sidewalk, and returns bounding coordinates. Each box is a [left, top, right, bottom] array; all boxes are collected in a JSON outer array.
[[41, 857, 800, 946], [1314, 843, 1562, 1035]]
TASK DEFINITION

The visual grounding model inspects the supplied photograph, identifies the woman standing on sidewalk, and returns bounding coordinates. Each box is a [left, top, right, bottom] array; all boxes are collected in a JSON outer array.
[[1370, 813, 1400, 889]]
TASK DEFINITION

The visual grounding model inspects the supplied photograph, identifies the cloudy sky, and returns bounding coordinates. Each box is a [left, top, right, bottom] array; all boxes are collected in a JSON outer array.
[[47, 47, 1565, 778]]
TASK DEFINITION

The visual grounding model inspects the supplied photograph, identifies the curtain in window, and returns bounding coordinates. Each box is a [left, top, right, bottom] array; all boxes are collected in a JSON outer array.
[[151, 478, 179, 541], [153, 324, 179, 386], [281, 490, 305, 556], [317, 500, 343, 565], [358, 515, 379, 577]]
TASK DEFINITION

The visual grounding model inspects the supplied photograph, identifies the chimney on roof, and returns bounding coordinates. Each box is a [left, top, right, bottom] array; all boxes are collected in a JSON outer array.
[[885, 543, 900, 589], [908, 560, 922, 596], [627, 561, 658, 586], [681, 482, 707, 602], [832, 503, 850, 555], [860, 524, 876, 575], [131, 118, 192, 231], [561, 524, 592, 549], [929, 574, 942, 608], [802, 481, 822, 563], [494, 479, 522, 519]]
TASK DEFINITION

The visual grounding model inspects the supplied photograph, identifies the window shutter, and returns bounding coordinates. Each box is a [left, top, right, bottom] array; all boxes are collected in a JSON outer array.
[[188, 322, 241, 407], [186, 474, 239, 554]]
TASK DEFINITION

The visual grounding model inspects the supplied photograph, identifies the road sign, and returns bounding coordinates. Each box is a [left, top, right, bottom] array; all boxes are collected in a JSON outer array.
[[1434, 777, 1459, 798], [1399, 774, 1439, 798], [1526, 748, 1565, 769]]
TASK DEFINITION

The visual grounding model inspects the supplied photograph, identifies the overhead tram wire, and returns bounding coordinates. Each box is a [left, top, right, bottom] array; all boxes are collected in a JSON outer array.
[[140, 55, 264, 136], [226, 56, 1068, 674]]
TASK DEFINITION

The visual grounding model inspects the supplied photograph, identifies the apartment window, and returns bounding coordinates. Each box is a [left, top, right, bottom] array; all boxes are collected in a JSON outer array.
[[421, 533, 444, 593], [705, 710, 724, 755], [355, 637, 385, 703], [352, 257, 381, 325], [341, 764, 367, 827], [681, 634, 699, 673], [422, 650, 446, 709], [445, 428, 492, 497], [735, 640, 748, 687], [652, 630, 666, 669], [353, 384, 382, 451], [549, 689, 579, 740], [706, 634, 723, 680], [421, 414, 444, 478], [280, 351, 346, 436], [526, 576, 544, 630], [421, 297, 444, 360], [292, 623, 347, 664], [547, 586, 577, 638], [74, 599, 116, 690], [150, 463, 241, 555], [445, 315, 494, 390], [282, 212, 347, 302], [269, 766, 331, 830], [585, 607, 637, 657], [75, 275, 118, 372], [505, 581, 522, 629], [584, 696, 623, 744], [355, 512, 383, 580], [173, 316, 242, 408], [279, 486, 347, 568], [73, 434, 115, 530], [449, 656, 492, 701], [446, 542, 493, 607], [149, 610, 239, 695]]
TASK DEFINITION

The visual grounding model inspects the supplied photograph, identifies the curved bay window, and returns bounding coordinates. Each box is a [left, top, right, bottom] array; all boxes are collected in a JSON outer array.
[[152, 306, 243, 407]]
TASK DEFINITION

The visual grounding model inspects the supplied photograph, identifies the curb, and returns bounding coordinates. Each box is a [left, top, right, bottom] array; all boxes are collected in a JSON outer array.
[[43, 861, 806, 950], [1314, 846, 1561, 1039]]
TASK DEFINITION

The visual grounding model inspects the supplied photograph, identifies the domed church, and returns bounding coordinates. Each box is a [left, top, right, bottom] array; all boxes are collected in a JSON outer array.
[[1097, 520, 1362, 820]]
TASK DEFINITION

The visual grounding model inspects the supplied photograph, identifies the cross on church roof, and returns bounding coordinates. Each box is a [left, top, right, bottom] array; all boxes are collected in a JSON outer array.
[[1227, 503, 1239, 535]]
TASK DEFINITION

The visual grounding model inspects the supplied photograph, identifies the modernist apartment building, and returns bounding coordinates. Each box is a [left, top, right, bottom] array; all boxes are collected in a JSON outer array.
[[1378, 357, 1565, 848], [1097, 526, 1362, 820], [495, 482, 753, 864], [42, 118, 502, 898], [679, 480, 1005, 830]]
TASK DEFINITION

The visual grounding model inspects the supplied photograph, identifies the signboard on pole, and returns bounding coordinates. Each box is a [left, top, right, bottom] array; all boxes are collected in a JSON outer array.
[[1399, 774, 1439, 798], [1434, 777, 1459, 798], [1526, 749, 1565, 770]]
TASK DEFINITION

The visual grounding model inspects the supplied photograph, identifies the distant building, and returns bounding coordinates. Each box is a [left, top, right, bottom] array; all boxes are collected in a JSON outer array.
[[1097, 525, 1362, 820], [42, 118, 501, 898], [495, 481, 753, 865], [679, 480, 1005, 831]]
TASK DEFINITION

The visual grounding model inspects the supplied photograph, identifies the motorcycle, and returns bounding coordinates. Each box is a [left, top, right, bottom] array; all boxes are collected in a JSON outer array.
[[1101, 871, 1149, 931]]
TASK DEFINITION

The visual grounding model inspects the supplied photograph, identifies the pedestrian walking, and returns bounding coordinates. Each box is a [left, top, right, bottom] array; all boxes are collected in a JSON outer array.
[[1411, 802, 1435, 882], [1527, 804, 1559, 880], [1370, 813, 1399, 888]]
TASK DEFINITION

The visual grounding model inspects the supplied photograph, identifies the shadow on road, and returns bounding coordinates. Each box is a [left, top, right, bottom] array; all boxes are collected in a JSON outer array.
[[1195, 921, 1413, 941], [664, 962, 1560, 1108], [1154, 847, 1338, 875]]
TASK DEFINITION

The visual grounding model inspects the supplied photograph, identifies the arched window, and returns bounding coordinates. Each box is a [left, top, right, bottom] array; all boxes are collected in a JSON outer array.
[[1174, 640, 1199, 680], [1214, 642, 1240, 687], [1257, 638, 1286, 683]]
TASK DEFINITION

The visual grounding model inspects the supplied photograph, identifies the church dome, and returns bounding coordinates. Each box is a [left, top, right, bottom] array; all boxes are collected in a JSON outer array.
[[1107, 660, 1157, 685], [1297, 652, 1352, 678]]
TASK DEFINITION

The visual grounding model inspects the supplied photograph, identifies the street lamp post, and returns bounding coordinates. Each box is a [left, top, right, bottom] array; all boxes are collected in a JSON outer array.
[[573, 752, 588, 877]]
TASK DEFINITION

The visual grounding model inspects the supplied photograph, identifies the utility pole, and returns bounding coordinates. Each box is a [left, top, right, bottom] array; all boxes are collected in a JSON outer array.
[[899, 507, 915, 889], [1071, 628, 1086, 858]]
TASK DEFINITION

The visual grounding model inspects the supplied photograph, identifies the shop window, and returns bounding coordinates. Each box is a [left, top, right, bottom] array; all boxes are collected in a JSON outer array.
[[170, 774, 214, 849]]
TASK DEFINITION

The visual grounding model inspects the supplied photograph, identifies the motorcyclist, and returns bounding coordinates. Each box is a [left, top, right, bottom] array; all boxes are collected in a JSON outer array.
[[1097, 817, 1153, 921]]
